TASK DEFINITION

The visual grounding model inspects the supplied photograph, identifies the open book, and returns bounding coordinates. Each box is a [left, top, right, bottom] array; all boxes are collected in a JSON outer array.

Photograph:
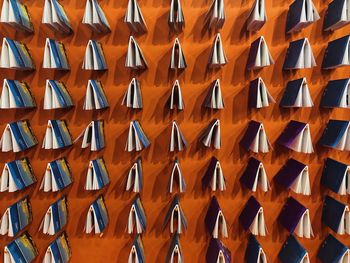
[[125, 36, 148, 70], [278, 197, 314, 238], [43, 38, 70, 70], [283, 38, 316, 69], [322, 35, 350, 69], [322, 196, 350, 235], [277, 120, 314, 153], [127, 195, 147, 234], [128, 235, 145, 263], [43, 232, 71, 263], [320, 79, 350, 108], [240, 157, 270, 192], [324, 0, 350, 31], [0, 158, 36, 192], [204, 79, 224, 109], [247, 0, 267, 32], [245, 234, 268, 263], [206, 238, 231, 263], [40, 158, 72, 192], [85, 158, 110, 191], [39, 196, 68, 235], [319, 119, 350, 151], [0, 0, 33, 32], [205, 196, 228, 238], [4, 232, 38, 263], [0, 120, 38, 152], [169, 80, 184, 110], [321, 158, 350, 195], [166, 234, 184, 263], [318, 234, 350, 263], [83, 79, 109, 110], [44, 80, 73, 109], [240, 120, 271, 153], [124, 0, 147, 34], [125, 120, 150, 152], [248, 77, 275, 109], [0, 197, 31, 237], [0, 38, 34, 70], [208, 33, 227, 68], [42, 0, 72, 34], [170, 38, 187, 70], [82, 0, 110, 33], [0, 79, 35, 109], [286, 0, 320, 33], [204, 0, 225, 31], [202, 157, 226, 192], [169, 121, 187, 152], [274, 158, 311, 195], [163, 195, 187, 234], [75, 120, 105, 151], [126, 157, 143, 193], [85, 195, 108, 235], [122, 78, 143, 109], [201, 119, 221, 149], [280, 78, 313, 108], [83, 40, 107, 70], [239, 196, 267, 236], [42, 120, 72, 149], [247, 36, 274, 70], [278, 235, 310, 263], [169, 0, 185, 32], [169, 158, 186, 193]]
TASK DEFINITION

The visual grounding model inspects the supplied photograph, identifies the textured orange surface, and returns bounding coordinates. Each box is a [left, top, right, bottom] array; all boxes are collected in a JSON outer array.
[[0, 0, 350, 262]]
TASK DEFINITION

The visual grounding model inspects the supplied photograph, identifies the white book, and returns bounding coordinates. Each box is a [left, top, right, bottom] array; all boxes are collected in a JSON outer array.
[[290, 165, 311, 195], [43, 80, 72, 110], [125, 36, 148, 69], [42, 120, 71, 150], [0, 38, 32, 69], [0, 124, 22, 153], [42, 0, 72, 34], [82, 40, 107, 70], [248, 36, 274, 70], [82, 0, 110, 33], [257, 249, 268, 263], [209, 160, 226, 192], [208, 33, 227, 68], [125, 121, 149, 152], [205, 0, 225, 30], [169, 159, 186, 193], [251, 123, 271, 153], [122, 78, 143, 109], [287, 0, 320, 33], [296, 39, 317, 69], [126, 158, 142, 193], [170, 205, 185, 234], [85, 159, 109, 191], [43, 38, 69, 69], [74, 121, 104, 151], [247, 0, 267, 31], [170, 38, 187, 69], [337, 167, 350, 195], [0, 0, 33, 32], [295, 209, 314, 238], [40, 163, 59, 192], [83, 80, 109, 110], [0, 162, 31, 193], [213, 211, 228, 238], [289, 124, 314, 153], [85, 205, 102, 234], [205, 79, 224, 109], [253, 78, 275, 108], [0, 79, 34, 109], [39, 206, 57, 235], [202, 119, 221, 149], [170, 121, 187, 152], [169, 80, 184, 110], [250, 207, 268, 236], [169, 0, 185, 31], [124, 0, 147, 33], [251, 162, 270, 192], [128, 204, 145, 234]]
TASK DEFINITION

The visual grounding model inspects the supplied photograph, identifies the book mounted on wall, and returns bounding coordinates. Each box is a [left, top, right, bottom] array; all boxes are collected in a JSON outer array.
[[42, 0, 72, 34], [248, 77, 274, 109], [168, 0, 185, 32], [39, 195, 68, 235], [283, 38, 316, 70], [166, 234, 184, 263], [75, 120, 105, 151], [278, 235, 309, 263], [247, 36, 274, 70], [169, 80, 184, 111], [320, 79, 350, 108], [128, 194, 147, 234], [129, 234, 145, 263], [126, 157, 143, 193], [44, 80, 73, 110], [201, 119, 221, 149], [318, 119, 350, 151], [85, 158, 109, 191], [240, 120, 271, 153], [206, 238, 231, 263], [122, 78, 143, 109], [0, 79, 36, 109], [82, 0, 110, 34], [323, 0, 350, 31], [169, 158, 186, 193], [169, 121, 187, 152], [4, 232, 38, 263], [83, 40, 107, 70], [170, 38, 187, 70], [208, 33, 227, 68], [43, 232, 71, 263], [205, 196, 228, 239], [321, 158, 350, 195], [83, 79, 109, 110], [202, 156, 226, 192], [43, 38, 70, 70], [85, 195, 108, 236], [322, 35, 350, 69], [0, 0, 33, 33], [0, 38, 34, 70], [125, 120, 150, 152], [124, 0, 147, 34], [42, 120, 72, 150], [240, 157, 270, 193], [239, 196, 267, 236], [317, 234, 350, 263], [40, 158, 72, 192], [280, 78, 313, 108], [163, 194, 187, 235], [245, 234, 268, 263], [246, 0, 267, 32], [204, 0, 225, 31], [0, 158, 36, 192], [322, 195, 350, 235], [204, 79, 224, 110], [125, 36, 148, 70]]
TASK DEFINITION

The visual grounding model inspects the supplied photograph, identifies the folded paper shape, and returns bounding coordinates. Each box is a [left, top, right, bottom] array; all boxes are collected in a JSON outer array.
[[85, 195, 108, 235], [321, 158, 350, 195], [322, 35, 350, 69], [122, 78, 143, 109], [0, 0, 33, 32], [240, 120, 271, 153], [85, 158, 109, 191], [0, 120, 37, 152], [170, 38, 187, 70], [169, 158, 186, 193], [163, 194, 187, 234], [169, 121, 187, 152], [75, 120, 105, 151], [208, 33, 227, 68], [320, 79, 350, 108], [129, 235, 145, 263], [286, 0, 320, 33], [83, 40, 107, 70], [245, 234, 268, 263], [247, 0, 267, 31], [44, 80, 73, 110], [125, 36, 148, 70], [322, 195, 350, 235], [324, 0, 350, 31], [247, 36, 274, 70], [204, 79, 224, 109], [205, 196, 228, 238], [43, 232, 71, 263], [82, 0, 110, 33], [169, 80, 184, 110], [201, 119, 221, 149], [42, 0, 72, 34], [0, 79, 35, 109], [278, 197, 314, 238], [274, 158, 311, 195], [283, 38, 316, 70], [0, 38, 34, 70], [278, 235, 309, 263], [166, 234, 184, 263], [0, 158, 36, 192], [42, 120, 72, 149], [128, 194, 147, 234], [277, 120, 314, 153], [248, 77, 274, 109], [240, 157, 270, 192], [0, 197, 31, 237], [39, 195, 68, 235], [169, 0, 185, 32], [126, 157, 143, 193], [202, 157, 226, 192], [239, 196, 267, 236], [318, 234, 350, 263], [206, 238, 231, 263], [319, 119, 350, 151], [124, 0, 147, 33], [204, 0, 225, 31], [83, 79, 109, 110], [280, 78, 313, 107], [40, 158, 72, 192], [4, 232, 38, 263], [125, 120, 150, 152], [43, 38, 69, 70]]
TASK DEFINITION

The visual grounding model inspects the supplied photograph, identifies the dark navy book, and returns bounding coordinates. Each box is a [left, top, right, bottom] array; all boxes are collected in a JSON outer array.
[[283, 39, 314, 69], [163, 194, 187, 233], [280, 78, 312, 107], [322, 35, 350, 69], [240, 157, 264, 191], [278, 197, 306, 234], [245, 234, 267, 263], [322, 195, 348, 234], [166, 234, 183, 263], [239, 196, 262, 231], [276, 120, 307, 149], [206, 238, 231, 263], [239, 120, 264, 151], [202, 156, 224, 190], [318, 234, 349, 263], [286, 0, 319, 33], [274, 158, 306, 190], [278, 235, 308, 263], [205, 196, 224, 236], [324, 0, 350, 31], [5, 158, 36, 191], [318, 119, 350, 149], [321, 158, 348, 194], [320, 79, 350, 108]]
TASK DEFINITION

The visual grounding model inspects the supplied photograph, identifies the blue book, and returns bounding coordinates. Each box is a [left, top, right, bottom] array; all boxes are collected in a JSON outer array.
[[46, 158, 72, 191], [280, 78, 313, 107], [49, 39, 62, 68], [4, 158, 36, 191], [130, 235, 145, 263], [14, 41, 34, 69], [324, 0, 350, 31], [321, 158, 349, 194], [279, 235, 309, 263], [4, 37, 25, 68], [90, 80, 109, 109], [318, 119, 350, 150], [46, 232, 71, 263], [93, 120, 105, 151], [286, 0, 319, 33], [320, 79, 350, 108], [2, 79, 35, 108], [51, 0, 72, 30], [5, 197, 31, 236], [322, 35, 350, 69], [48, 196, 68, 234], [55, 41, 69, 69], [283, 38, 316, 70], [245, 234, 268, 263], [47, 80, 73, 108], [166, 234, 183, 263], [5, 232, 38, 263], [126, 120, 150, 152], [49, 120, 73, 148], [318, 234, 349, 263], [5, 0, 33, 32], [91, 41, 107, 70], [163, 194, 187, 234], [128, 195, 147, 233], [89, 158, 109, 189], [134, 121, 150, 149], [322, 195, 349, 234], [6, 120, 37, 152], [90, 195, 108, 233]]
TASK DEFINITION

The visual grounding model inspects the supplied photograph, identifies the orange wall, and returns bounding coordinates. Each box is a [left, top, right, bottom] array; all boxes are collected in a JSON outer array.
[[0, 0, 350, 262]]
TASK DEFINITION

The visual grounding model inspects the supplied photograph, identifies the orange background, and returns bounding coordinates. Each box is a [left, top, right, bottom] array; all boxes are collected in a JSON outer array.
[[0, 0, 350, 262]]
